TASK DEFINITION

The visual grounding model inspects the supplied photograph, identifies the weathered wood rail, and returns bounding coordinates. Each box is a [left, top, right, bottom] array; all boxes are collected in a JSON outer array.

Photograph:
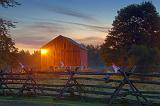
[[0, 70, 160, 105]]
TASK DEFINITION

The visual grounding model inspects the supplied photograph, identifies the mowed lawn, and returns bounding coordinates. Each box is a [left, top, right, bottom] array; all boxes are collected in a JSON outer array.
[[0, 96, 139, 106]]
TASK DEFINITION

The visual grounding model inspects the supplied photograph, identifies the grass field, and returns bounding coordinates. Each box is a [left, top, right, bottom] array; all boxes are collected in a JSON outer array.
[[0, 96, 141, 106]]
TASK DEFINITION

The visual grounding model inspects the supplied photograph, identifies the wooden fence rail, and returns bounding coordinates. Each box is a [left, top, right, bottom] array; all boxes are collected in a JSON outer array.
[[0, 71, 160, 105]]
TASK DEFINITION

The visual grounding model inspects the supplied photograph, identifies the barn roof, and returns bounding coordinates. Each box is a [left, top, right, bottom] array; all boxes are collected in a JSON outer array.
[[41, 35, 87, 50]]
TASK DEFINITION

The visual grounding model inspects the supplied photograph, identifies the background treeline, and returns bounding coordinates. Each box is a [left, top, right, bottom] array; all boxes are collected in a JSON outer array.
[[85, 45, 104, 69], [10, 45, 104, 70]]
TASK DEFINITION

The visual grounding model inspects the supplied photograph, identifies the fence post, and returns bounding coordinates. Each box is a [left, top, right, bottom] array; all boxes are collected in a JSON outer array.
[[108, 67, 150, 105], [18, 68, 44, 96], [58, 67, 85, 100]]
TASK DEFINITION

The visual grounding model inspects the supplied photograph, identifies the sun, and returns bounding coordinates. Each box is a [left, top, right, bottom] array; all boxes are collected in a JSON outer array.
[[41, 49, 48, 55]]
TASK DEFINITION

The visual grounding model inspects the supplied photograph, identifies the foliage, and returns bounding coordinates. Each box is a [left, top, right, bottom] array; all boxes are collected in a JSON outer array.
[[17, 50, 31, 66], [0, 0, 19, 69], [100, 2, 160, 70], [85, 45, 104, 69], [31, 50, 41, 68], [127, 45, 160, 72], [17, 50, 41, 69], [108, 1, 160, 50], [0, 18, 18, 69], [0, 0, 19, 7]]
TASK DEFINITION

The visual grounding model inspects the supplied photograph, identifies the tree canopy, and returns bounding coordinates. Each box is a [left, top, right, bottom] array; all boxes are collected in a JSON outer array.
[[0, 0, 19, 7], [0, 0, 19, 69], [100, 2, 160, 70], [0, 19, 18, 68]]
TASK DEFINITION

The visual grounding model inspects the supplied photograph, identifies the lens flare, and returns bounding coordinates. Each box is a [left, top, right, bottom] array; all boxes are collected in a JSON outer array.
[[41, 49, 48, 55]]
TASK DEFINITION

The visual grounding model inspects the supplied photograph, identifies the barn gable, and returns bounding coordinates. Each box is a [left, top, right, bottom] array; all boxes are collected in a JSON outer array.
[[41, 35, 86, 50]]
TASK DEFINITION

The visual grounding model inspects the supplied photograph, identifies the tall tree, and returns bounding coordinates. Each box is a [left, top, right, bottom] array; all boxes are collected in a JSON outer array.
[[0, 19, 18, 68], [0, 0, 19, 69], [100, 2, 160, 67]]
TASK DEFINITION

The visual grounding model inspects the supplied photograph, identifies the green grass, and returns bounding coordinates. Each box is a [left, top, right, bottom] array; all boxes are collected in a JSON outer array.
[[1, 74, 160, 106], [0, 96, 106, 106], [0, 96, 139, 106]]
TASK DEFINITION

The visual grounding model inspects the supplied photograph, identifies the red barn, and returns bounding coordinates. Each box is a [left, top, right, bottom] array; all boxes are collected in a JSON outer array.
[[40, 35, 88, 71]]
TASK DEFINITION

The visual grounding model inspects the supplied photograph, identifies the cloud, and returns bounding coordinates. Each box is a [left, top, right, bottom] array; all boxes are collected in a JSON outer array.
[[12, 16, 110, 33], [13, 20, 108, 48], [63, 21, 110, 32], [77, 37, 105, 45], [13, 22, 69, 48], [24, 17, 110, 33], [12, 17, 109, 52], [42, 19, 109, 32], [35, 0, 98, 23], [15, 36, 47, 47], [49, 6, 97, 21], [28, 22, 67, 34]]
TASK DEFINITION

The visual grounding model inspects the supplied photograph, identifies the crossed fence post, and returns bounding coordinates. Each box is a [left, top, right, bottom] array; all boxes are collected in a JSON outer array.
[[108, 66, 150, 105], [58, 67, 85, 99], [18, 68, 44, 96]]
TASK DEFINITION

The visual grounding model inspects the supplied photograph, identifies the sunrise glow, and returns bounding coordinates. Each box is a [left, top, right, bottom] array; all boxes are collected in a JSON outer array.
[[41, 49, 48, 55]]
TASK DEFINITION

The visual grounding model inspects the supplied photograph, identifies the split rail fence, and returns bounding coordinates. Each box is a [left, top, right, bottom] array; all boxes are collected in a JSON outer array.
[[0, 68, 160, 105]]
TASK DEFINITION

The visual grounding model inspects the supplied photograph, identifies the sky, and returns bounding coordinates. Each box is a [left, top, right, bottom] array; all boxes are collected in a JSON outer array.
[[0, 0, 160, 53]]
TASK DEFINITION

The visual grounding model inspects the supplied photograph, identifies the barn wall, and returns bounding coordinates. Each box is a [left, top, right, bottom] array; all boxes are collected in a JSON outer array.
[[41, 36, 88, 71]]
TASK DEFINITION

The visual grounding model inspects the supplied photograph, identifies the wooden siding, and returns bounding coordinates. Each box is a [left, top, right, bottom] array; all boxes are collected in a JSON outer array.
[[41, 35, 88, 70]]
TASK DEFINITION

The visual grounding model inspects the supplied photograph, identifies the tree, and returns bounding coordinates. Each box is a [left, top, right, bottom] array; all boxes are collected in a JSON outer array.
[[100, 2, 160, 68], [17, 50, 41, 70], [31, 50, 41, 69], [0, 0, 19, 7], [127, 45, 160, 72], [0, 0, 19, 69], [86, 45, 104, 69], [0, 19, 18, 68], [18, 50, 31, 66]]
